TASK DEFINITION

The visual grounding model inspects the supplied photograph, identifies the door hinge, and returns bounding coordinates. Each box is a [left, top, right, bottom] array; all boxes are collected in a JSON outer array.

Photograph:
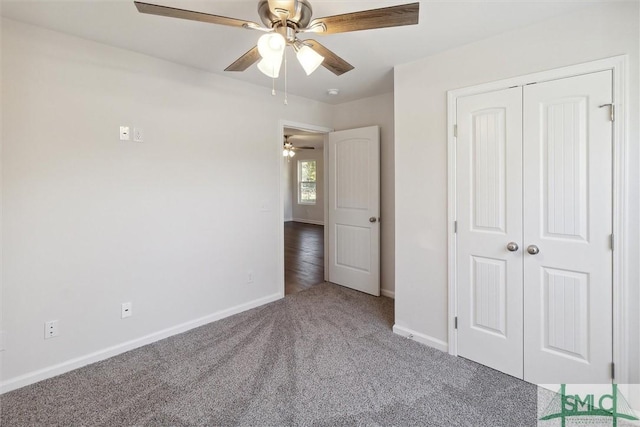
[[599, 103, 615, 122], [454, 221, 457, 233], [611, 362, 615, 379], [454, 316, 458, 329], [453, 124, 458, 138]]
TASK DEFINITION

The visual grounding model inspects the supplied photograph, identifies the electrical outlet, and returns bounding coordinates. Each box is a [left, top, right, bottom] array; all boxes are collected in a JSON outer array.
[[44, 320, 59, 339], [121, 302, 133, 319], [247, 271, 254, 284]]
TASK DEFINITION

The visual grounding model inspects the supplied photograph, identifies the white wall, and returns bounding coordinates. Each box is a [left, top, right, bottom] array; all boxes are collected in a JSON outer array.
[[333, 92, 395, 298], [290, 148, 324, 225], [394, 2, 639, 385], [1, 18, 333, 389]]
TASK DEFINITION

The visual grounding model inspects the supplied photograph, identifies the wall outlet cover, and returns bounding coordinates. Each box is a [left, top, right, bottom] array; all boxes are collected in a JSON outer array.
[[44, 320, 59, 339]]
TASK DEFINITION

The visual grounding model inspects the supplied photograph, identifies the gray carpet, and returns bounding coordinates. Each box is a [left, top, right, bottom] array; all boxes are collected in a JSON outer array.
[[0, 282, 538, 426]]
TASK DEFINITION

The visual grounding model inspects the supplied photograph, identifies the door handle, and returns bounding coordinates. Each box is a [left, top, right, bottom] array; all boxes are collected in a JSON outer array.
[[369, 217, 377, 223], [506, 242, 519, 252], [527, 245, 540, 255]]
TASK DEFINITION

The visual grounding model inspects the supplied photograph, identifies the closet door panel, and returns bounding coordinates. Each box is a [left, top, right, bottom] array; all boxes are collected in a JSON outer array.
[[523, 71, 613, 384], [456, 87, 524, 378]]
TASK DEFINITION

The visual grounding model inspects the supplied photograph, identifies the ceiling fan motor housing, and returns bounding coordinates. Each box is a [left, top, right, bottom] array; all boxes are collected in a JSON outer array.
[[257, 0, 313, 29]]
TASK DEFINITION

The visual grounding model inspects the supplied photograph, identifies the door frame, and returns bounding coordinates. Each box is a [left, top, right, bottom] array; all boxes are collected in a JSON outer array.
[[446, 55, 629, 382], [277, 120, 333, 298]]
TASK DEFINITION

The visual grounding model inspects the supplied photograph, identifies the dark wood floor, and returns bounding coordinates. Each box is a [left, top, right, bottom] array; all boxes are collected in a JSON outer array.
[[285, 221, 325, 295]]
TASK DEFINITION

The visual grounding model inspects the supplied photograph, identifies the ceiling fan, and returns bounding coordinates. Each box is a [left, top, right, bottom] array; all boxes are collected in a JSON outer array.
[[134, 0, 419, 78], [283, 135, 314, 157]]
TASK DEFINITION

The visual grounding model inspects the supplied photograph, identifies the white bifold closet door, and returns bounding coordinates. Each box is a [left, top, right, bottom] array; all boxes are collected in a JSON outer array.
[[456, 70, 613, 384]]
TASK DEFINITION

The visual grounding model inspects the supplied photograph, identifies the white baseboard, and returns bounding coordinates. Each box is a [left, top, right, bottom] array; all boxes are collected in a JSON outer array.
[[1, 292, 282, 394], [381, 289, 395, 299], [292, 218, 324, 226], [284, 217, 293, 222], [392, 324, 448, 353]]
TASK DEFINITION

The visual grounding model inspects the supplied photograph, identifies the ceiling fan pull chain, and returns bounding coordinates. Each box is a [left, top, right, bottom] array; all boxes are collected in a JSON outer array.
[[284, 48, 288, 105], [272, 76, 276, 96]]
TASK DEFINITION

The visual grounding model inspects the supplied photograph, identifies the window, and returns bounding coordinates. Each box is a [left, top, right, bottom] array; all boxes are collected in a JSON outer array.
[[297, 160, 317, 204]]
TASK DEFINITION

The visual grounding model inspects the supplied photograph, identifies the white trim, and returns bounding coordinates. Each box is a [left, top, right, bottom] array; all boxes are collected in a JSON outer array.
[[446, 55, 629, 382], [381, 289, 395, 299], [291, 218, 324, 226], [393, 324, 448, 353], [278, 120, 333, 295], [0, 292, 282, 394], [323, 133, 330, 282], [447, 88, 458, 357], [610, 55, 629, 385]]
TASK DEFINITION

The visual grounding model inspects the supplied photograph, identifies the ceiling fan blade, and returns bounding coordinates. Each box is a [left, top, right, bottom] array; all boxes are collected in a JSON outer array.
[[304, 40, 354, 76], [224, 46, 261, 72], [134, 1, 262, 29], [295, 146, 315, 150], [305, 2, 419, 35]]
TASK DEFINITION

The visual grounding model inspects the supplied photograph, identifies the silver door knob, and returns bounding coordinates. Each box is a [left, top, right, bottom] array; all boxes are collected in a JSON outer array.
[[506, 242, 519, 252], [527, 245, 540, 255], [369, 217, 377, 223]]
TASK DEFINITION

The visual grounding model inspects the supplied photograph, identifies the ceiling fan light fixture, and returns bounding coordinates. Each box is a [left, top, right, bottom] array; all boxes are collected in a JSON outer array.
[[134, 1, 420, 80], [258, 57, 283, 78], [257, 32, 286, 60], [295, 44, 324, 75]]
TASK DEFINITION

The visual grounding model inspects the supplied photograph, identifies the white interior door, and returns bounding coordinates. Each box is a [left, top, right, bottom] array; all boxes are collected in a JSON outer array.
[[328, 126, 380, 296], [456, 87, 524, 378], [523, 70, 613, 384]]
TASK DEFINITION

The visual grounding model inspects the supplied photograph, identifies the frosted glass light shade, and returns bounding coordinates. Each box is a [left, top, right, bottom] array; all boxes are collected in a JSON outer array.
[[257, 33, 286, 60], [296, 45, 324, 75], [258, 57, 283, 78]]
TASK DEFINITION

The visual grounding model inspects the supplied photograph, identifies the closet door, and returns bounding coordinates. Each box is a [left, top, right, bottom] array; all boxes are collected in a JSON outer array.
[[523, 71, 613, 384], [456, 87, 524, 378]]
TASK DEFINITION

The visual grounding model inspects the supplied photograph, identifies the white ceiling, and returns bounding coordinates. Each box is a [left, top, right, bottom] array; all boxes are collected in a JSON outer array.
[[1, 0, 599, 104]]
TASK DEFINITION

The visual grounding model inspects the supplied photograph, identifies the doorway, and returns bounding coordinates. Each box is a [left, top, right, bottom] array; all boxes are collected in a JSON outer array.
[[278, 121, 382, 298], [281, 124, 330, 295]]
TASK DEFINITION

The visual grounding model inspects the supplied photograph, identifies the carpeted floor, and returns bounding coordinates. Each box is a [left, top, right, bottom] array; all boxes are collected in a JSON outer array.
[[0, 282, 539, 426]]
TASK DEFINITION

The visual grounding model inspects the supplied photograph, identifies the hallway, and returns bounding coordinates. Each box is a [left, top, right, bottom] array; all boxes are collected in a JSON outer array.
[[284, 222, 324, 295]]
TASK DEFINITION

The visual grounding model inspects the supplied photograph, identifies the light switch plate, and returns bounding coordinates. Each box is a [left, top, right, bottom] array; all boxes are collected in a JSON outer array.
[[121, 302, 132, 319], [120, 126, 130, 141], [133, 127, 144, 142]]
